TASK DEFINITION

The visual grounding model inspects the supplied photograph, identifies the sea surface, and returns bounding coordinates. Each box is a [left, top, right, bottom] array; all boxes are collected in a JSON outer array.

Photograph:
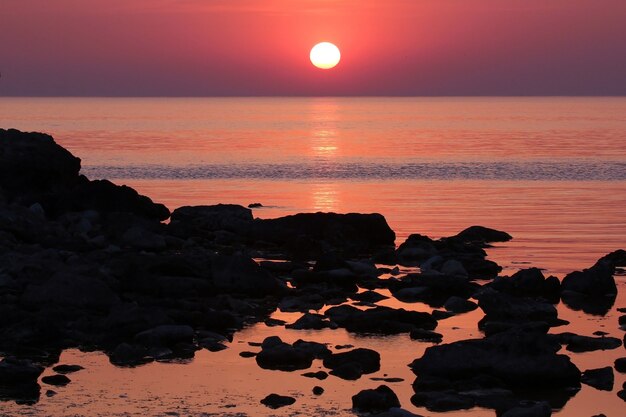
[[0, 97, 625, 416]]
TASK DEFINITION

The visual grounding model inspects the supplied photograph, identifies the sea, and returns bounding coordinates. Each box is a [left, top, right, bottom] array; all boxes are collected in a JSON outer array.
[[0, 97, 625, 416]]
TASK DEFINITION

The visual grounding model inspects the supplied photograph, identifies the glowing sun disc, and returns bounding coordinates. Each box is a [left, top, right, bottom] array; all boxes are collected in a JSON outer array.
[[310, 42, 341, 69]]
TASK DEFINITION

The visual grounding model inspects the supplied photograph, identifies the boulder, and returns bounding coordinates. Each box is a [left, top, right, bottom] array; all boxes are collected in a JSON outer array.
[[0, 357, 44, 385], [581, 367, 614, 391], [615, 358, 626, 373], [286, 313, 336, 330], [444, 296, 478, 314], [210, 253, 286, 295], [260, 393, 295, 409], [325, 305, 437, 335], [352, 385, 401, 413], [255, 337, 315, 371], [551, 333, 622, 353], [561, 259, 617, 297], [450, 226, 512, 245], [134, 325, 194, 347], [323, 348, 380, 380], [41, 374, 71, 387], [476, 288, 560, 327], [52, 364, 84, 374], [169, 204, 253, 236]]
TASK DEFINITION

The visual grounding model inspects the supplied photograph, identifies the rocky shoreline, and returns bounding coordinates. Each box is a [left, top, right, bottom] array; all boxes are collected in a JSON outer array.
[[0, 128, 624, 416]]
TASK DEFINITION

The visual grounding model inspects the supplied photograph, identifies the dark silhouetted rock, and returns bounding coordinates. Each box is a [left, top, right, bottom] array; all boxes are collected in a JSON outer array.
[[52, 364, 83, 374], [450, 226, 512, 244], [286, 313, 336, 330], [352, 385, 401, 413], [501, 402, 551, 417], [615, 358, 626, 373], [260, 393, 296, 409], [210, 253, 286, 295], [325, 305, 436, 335], [41, 374, 70, 387], [551, 333, 622, 353], [255, 336, 315, 371], [313, 386, 324, 395], [109, 343, 150, 367], [302, 371, 328, 380], [0, 357, 44, 386], [323, 348, 380, 380], [619, 381, 626, 401], [476, 288, 560, 327], [375, 408, 424, 417], [169, 204, 253, 236], [409, 329, 443, 343], [134, 325, 194, 347], [248, 203, 263, 208], [581, 367, 614, 391], [444, 296, 478, 314], [561, 259, 617, 297]]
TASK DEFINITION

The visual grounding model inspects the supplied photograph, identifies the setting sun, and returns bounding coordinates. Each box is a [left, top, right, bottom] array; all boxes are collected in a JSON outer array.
[[310, 42, 341, 70]]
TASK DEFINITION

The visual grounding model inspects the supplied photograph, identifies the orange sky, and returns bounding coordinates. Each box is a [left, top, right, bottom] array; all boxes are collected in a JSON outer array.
[[1, 0, 625, 95]]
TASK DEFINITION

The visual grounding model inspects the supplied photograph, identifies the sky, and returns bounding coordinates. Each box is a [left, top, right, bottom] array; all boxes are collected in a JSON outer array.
[[1, 0, 625, 96]]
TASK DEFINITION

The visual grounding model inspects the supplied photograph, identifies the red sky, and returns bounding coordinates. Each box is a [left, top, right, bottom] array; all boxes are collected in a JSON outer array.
[[1, 0, 625, 96]]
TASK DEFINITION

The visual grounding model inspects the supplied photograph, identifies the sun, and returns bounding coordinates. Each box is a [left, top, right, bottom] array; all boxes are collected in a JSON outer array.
[[310, 42, 341, 70]]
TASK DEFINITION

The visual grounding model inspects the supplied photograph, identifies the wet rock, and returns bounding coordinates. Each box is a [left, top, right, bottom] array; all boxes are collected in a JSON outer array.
[[561, 259, 617, 297], [313, 386, 324, 395], [615, 358, 626, 373], [134, 325, 194, 347], [490, 268, 560, 300], [409, 329, 443, 343], [45, 390, 56, 397], [302, 371, 328, 380], [410, 391, 475, 412], [352, 385, 401, 413], [239, 351, 257, 358], [371, 377, 404, 383], [444, 296, 478, 314], [397, 234, 438, 264], [292, 340, 332, 359], [351, 290, 389, 303], [560, 291, 616, 316], [0, 357, 44, 386], [450, 226, 512, 245], [323, 348, 380, 380], [619, 382, 626, 401], [501, 401, 551, 417], [325, 305, 437, 335], [255, 336, 315, 371], [52, 364, 83, 374], [169, 204, 253, 237], [286, 313, 336, 330], [476, 288, 561, 327], [211, 253, 286, 295], [260, 393, 296, 409], [41, 374, 71, 387], [581, 367, 614, 391], [551, 333, 622, 352], [109, 343, 151, 367], [248, 203, 263, 208], [410, 329, 581, 396]]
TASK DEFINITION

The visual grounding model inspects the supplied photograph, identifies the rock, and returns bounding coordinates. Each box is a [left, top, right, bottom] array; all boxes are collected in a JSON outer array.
[[409, 329, 443, 343], [248, 203, 263, 208], [397, 234, 438, 263], [121, 226, 166, 251], [490, 268, 560, 300], [210, 253, 286, 295], [134, 325, 194, 347], [410, 329, 581, 391], [41, 374, 71, 387], [410, 392, 475, 412], [501, 402, 551, 417], [302, 371, 328, 380], [352, 385, 401, 413], [169, 204, 253, 236], [444, 296, 478, 314], [292, 340, 331, 359], [351, 290, 389, 303], [286, 313, 336, 330], [21, 272, 120, 311], [45, 390, 56, 397], [581, 367, 614, 391], [239, 351, 257, 358], [476, 288, 560, 327], [260, 393, 296, 409], [52, 364, 83, 374], [551, 333, 622, 352], [441, 260, 468, 277], [0, 357, 44, 385], [450, 226, 512, 244], [109, 343, 150, 367], [619, 382, 626, 401], [255, 337, 315, 371], [615, 357, 626, 373], [323, 348, 380, 380], [561, 259, 617, 297], [313, 386, 324, 395], [325, 305, 437, 335], [0, 129, 80, 199]]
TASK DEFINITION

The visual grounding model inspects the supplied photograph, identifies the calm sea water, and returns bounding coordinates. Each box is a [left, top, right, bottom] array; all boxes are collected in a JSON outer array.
[[1, 97, 625, 416], [2, 97, 625, 274]]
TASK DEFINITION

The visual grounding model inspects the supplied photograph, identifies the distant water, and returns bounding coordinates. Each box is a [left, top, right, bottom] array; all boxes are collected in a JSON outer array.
[[1, 97, 626, 273]]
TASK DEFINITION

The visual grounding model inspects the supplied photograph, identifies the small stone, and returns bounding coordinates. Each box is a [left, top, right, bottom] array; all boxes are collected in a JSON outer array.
[[313, 386, 324, 395], [260, 393, 296, 409], [42, 374, 71, 386], [52, 364, 84, 374]]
